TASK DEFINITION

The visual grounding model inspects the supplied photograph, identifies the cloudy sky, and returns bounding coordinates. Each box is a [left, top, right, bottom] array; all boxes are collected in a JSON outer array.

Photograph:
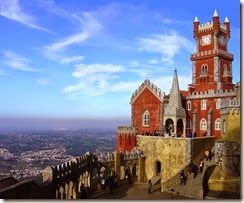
[[0, 0, 240, 129]]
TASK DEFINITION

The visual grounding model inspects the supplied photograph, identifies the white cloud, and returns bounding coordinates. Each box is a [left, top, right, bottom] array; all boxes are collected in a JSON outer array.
[[2, 50, 38, 72], [72, 64, 124, 78], [60, 55, 85, 64], [137, 31, 195, 64], [63, 63, 125, 96], [0, 0, 52, 33], [45, 12, 102, 53], [46, 32, 90, 53]]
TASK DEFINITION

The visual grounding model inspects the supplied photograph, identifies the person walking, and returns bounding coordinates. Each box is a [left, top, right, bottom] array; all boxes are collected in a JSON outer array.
[[148, 180, 152, 194], [199, 159, 204, 173]]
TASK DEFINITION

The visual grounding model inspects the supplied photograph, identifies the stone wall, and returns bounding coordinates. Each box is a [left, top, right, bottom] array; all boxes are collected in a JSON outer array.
[[136, 135, 216, 191]]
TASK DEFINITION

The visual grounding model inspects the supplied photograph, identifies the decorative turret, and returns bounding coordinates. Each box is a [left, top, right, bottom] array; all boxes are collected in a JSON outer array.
[[213, 9, 220, 34], [164, 69, 185, 117], [193, 16, 199, 39], [224, 16, 230, 39], [163, 69, 186, 137]]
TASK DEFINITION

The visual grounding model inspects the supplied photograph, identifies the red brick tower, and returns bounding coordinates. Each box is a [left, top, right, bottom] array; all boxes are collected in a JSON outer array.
[[190, 9, 234, 92], [186, 10, 236, 139]]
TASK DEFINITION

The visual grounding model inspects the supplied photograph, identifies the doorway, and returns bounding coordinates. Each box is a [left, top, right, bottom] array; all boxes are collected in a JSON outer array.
[[156, 161, 161, 175]]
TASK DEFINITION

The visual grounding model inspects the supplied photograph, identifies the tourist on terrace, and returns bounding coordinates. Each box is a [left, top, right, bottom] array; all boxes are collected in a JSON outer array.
[[199, 159, 204, 173]]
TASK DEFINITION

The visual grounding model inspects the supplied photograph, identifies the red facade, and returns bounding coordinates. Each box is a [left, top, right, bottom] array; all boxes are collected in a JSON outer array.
[[132, 87, 162, 135]]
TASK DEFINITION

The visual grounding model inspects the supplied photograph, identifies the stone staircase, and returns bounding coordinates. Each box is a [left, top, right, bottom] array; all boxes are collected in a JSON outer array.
[[150, 175, 161, 186], [167, 158, 216, 199], [168, 171, 203, 199]]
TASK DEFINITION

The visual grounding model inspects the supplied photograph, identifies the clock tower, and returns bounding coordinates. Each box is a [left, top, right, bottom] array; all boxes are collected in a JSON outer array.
[[190, 9, 234, 93]]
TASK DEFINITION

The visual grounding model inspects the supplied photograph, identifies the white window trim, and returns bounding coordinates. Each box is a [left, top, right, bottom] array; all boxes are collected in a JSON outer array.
[[200, 118, 207, 130], [186, 101, 191, 110], [215, 118, 221, 130], [216, 99, 222, 109], [201, 100, 207, 110], [143, 110, 150, 127]]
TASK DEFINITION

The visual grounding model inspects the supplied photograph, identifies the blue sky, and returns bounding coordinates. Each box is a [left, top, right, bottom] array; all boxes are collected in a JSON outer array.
[[0, 0, 240, 129]]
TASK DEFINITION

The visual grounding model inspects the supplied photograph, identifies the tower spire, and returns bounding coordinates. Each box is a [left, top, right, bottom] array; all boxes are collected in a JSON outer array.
[[194, 16, 199, 22], [164, 69, 186, 117], [213, 9, 218, 17]]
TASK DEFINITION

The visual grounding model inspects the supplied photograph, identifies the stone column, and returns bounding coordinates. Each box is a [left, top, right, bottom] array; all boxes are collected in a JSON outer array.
[[208, 108, 213, 136], [113, 151, 121, 179], [138, 156, 145, 182]]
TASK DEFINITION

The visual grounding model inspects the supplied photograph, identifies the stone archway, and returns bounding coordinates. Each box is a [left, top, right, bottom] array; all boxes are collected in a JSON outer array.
[[165, 118, 174, 136], [177, 118, 184, 136]]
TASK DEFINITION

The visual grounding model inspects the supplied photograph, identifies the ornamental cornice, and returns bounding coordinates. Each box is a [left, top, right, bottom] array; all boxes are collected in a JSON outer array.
[[186, 89, 236, 99], [190, 49, 233, 60]]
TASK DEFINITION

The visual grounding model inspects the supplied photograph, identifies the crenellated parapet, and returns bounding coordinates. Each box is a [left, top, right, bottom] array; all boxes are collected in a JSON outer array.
[[42, 149, 146, 199], [94, 151, 114, 162], [125, 147, 144, 160], [117, 126, 138, 135], [197, 21, 227, 33], [186, 88, 236, 99], [130, 79, 164, 104], [198, 21, 213, 32]]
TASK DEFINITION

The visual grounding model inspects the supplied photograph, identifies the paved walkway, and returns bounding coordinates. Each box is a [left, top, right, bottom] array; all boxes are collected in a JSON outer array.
[[88, 182, 191, 200]]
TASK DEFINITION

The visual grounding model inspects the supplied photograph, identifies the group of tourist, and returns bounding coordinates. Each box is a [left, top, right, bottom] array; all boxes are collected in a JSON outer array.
[[179, 149, 212, 185], [141, 130, 164, 136]]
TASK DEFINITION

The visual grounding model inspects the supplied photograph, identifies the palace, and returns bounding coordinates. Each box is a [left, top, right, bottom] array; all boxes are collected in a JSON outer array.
[[117, 9, 238, 154], [0, 10, 240, 200]]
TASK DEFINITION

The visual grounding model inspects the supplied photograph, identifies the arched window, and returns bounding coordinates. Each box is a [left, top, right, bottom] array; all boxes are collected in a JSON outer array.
[[200, 119, 207, 130], [223, 119, 226, 134], [186, 101, 191, 110], [201, 64, 208, 76], [201, 100, 207, 110], [186, 119, 191, 129], [216, 99, 222, 109], [143, 110, 150, 126], [215, 118, 221, 130]]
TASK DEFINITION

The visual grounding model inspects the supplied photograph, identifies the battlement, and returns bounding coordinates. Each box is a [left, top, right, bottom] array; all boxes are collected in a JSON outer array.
[[117, 126, 138, 135], [198, 21, 213, 32], [130, 79, 164, 103], [125, 147, 144, 159], [198, 21, 226, 33], [191, 49, 233, 60], [94, 151, 114, 162], [186, 88, 236, 99]]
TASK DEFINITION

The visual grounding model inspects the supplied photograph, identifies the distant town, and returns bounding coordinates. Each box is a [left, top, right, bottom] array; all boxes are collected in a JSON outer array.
[[0, 128, 117, 182]]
